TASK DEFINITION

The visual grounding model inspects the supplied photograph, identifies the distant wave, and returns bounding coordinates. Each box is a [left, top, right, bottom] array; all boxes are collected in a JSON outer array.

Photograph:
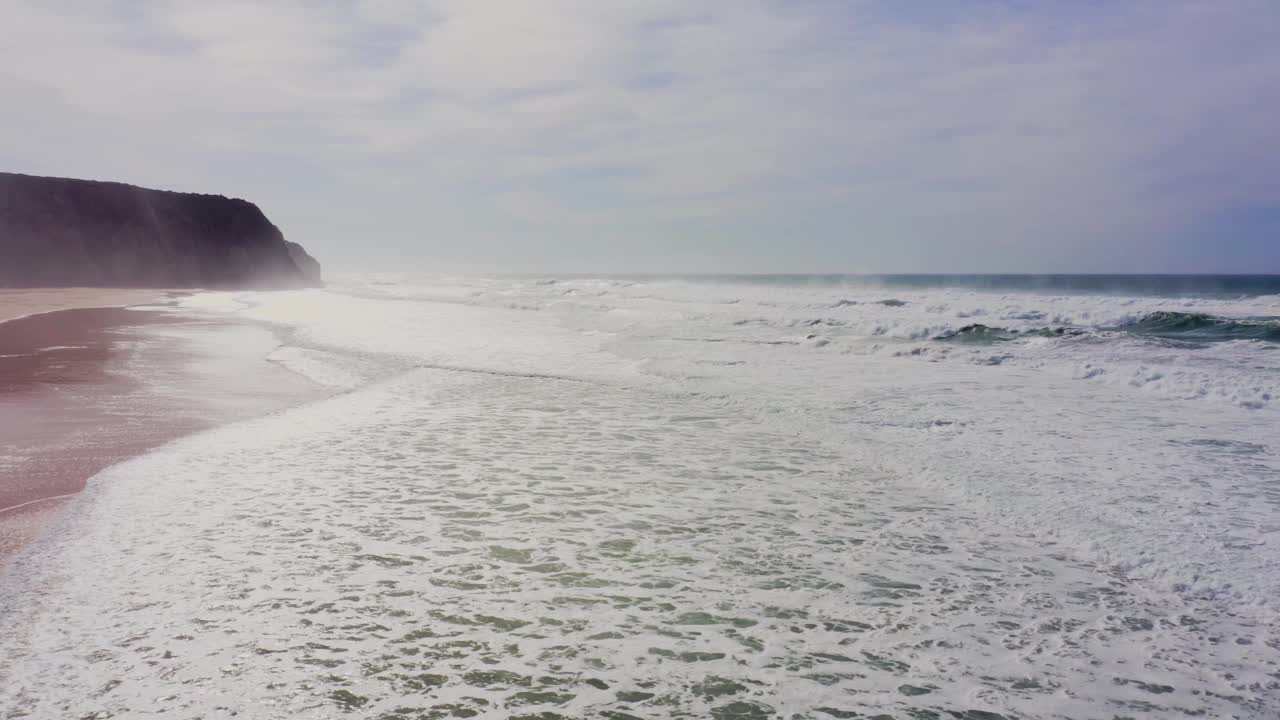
[[929, 312, 1280, 346], [1119, 311, 1280, 343], [934, 324, 1083, 344], [648, 273, 1280, 298], [934, 324, 1016, 343], [832, 298, 908, 308]]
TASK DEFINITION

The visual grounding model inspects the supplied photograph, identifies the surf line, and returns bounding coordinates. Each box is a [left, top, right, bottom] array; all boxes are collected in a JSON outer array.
[[0, 493, 80, 517]]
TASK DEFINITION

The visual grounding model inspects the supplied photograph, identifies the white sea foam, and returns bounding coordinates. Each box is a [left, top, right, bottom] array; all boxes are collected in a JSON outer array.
[[2, 275, 1277, 719]]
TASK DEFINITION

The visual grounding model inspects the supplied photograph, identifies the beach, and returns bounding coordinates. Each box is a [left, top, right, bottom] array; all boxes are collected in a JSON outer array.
[[0, 288, 171, 323], [0, 290, 321, 558], [1, 276, 1277, 719]]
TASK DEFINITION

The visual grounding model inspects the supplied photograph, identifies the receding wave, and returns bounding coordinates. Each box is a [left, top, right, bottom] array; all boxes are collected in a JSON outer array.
[[1121, 311, 1280, 343]]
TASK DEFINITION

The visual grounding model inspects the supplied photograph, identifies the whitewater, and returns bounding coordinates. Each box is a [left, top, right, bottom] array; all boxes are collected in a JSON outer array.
[[2, 274, 1278, 719]]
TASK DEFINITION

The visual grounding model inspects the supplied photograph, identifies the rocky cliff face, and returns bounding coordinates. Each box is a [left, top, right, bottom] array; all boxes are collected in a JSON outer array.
[[0, 172, 321, 288], [285, 241, 323, 286]]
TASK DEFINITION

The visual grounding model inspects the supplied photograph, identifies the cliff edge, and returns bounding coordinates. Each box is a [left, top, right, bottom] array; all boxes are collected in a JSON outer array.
[[285, 241, 323, 286], [0, 172, 321, 288]]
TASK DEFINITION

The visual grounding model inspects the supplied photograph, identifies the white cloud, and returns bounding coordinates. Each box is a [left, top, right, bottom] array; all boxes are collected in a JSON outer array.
[[1, 0, 1276, 271]]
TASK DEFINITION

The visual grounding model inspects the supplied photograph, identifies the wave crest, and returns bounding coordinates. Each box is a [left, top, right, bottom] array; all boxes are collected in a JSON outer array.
[[1123, 311, 1280, 343]]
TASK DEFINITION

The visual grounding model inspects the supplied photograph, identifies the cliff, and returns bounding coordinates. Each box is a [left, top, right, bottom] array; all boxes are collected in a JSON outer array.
[[0, 172, 321, 288], [285, 241, 323, 286]]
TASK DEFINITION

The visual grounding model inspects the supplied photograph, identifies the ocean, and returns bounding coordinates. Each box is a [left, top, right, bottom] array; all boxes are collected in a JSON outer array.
[[2, 274, 1278, 719]]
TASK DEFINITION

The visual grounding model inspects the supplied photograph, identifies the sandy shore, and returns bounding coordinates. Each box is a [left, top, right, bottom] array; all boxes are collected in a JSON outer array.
[[0, 291, 321, 559], [0, 288, 174, 323]]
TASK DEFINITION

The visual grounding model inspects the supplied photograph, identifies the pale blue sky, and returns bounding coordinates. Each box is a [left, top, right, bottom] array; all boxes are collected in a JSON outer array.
[[1, 1, 1277, 272]]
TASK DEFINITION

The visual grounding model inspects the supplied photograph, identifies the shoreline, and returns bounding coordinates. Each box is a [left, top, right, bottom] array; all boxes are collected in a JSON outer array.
[[0, 292, 323, 560], [0, 287, 181, 323]]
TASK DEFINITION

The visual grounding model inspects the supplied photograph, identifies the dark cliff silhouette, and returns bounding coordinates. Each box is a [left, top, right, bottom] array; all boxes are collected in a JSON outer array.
[[0, 172, 321, 288], [285, 241, 323, 286]]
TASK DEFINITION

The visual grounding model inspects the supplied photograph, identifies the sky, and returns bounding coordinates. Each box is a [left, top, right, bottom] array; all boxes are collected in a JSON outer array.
[[1, 0, 1278, 273]]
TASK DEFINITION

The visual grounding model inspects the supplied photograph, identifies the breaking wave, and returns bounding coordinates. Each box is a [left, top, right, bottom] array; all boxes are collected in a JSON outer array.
[[1120, 311, 1280, 343], [932, 312, 1280, 347], [934, 324, 1083, 344], [934, 324, 1016, 343]]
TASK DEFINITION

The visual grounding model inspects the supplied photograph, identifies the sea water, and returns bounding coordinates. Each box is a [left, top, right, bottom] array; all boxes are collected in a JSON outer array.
[[2, 274, 1278, 719]]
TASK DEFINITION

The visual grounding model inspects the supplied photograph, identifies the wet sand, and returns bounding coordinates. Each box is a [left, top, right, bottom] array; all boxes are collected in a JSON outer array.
[[0, 288, 171, 323], [0, 295, 322, 560]]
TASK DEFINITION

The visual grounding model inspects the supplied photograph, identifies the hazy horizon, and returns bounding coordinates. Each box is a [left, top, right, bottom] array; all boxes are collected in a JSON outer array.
[[2, 1, 1278, 274]]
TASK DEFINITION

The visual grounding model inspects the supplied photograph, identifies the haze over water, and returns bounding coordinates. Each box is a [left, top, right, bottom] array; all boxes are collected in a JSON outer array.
[[2, 274, 1277, 719]]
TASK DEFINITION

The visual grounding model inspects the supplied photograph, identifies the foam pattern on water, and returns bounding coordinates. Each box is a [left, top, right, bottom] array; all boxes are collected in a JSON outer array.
[[327, 275, 1280, 409], [3, 369, 1276, 719]]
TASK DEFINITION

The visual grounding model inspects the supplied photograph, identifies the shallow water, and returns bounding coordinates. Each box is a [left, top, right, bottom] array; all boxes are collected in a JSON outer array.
[[2, 275, 1278, 719]]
